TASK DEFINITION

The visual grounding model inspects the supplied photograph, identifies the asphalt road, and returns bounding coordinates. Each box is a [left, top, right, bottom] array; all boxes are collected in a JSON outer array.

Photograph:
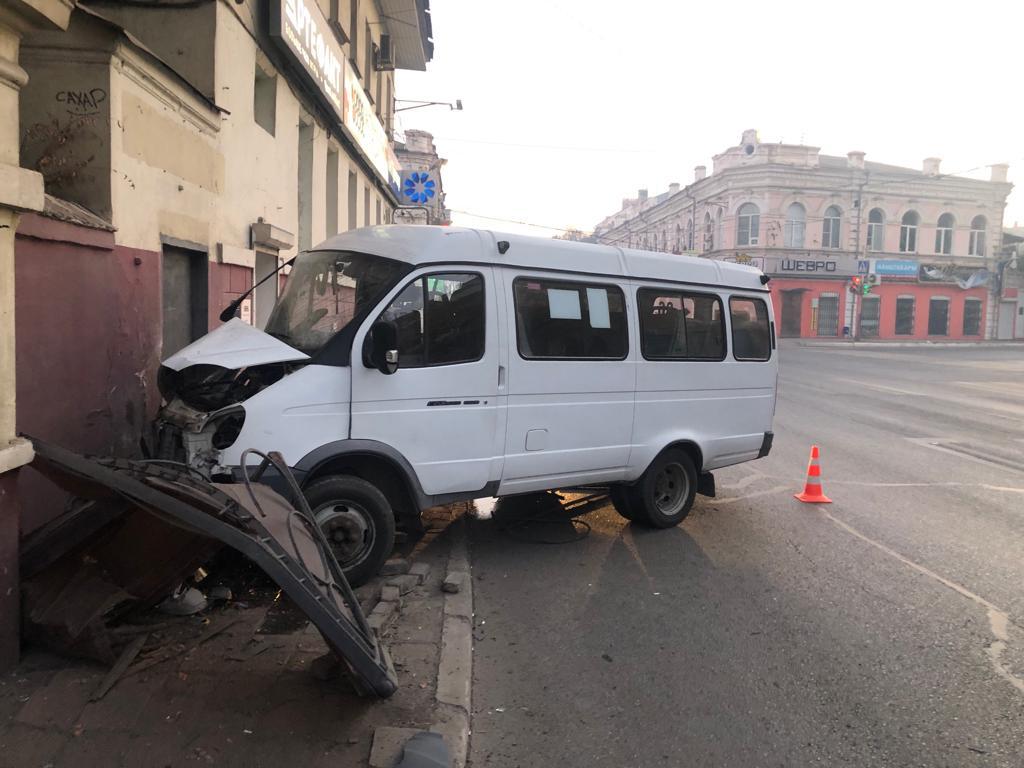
[[466, 342, 1024, 768]]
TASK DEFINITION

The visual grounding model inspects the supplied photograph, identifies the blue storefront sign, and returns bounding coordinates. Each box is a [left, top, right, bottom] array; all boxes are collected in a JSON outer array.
[[873, 259, 918, 277]]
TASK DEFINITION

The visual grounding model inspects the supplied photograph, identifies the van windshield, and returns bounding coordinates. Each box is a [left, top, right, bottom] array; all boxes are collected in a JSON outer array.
[[265, 250, 408, 355]]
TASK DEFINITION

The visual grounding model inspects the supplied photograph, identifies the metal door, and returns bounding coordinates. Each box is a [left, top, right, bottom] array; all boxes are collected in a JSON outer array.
[[816, 294, 840, 337], [781, 291, 803, 337], [860, 296, 880, 338], [162, 245, 208, 357], [928, 298, 949, 336]]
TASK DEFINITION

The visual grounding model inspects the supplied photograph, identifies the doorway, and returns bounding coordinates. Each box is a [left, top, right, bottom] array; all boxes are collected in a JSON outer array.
[[860, 295, 880, 338], [927, 297, 949, 336], [781, 291, 803, 337], [816, 294, 840, 337], [161, 244, 208, 357]]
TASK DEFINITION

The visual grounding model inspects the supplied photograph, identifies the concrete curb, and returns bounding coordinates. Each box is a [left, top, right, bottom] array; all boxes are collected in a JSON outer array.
[[431, 515, 472, 768]]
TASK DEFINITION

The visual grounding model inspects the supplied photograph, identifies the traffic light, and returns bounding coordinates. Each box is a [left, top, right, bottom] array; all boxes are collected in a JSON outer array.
[[849, 276, 863, 294]]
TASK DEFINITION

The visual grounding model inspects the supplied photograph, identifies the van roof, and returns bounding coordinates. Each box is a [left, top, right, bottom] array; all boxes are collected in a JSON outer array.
[[316, 225, 768, 293]]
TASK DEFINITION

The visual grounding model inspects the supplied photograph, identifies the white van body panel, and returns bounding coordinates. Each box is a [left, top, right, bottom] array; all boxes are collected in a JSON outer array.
[[496, 268, 637, 495], [220, 364, 350, 469], [162, 318, 309, 372], [349, 263, 508, 496]]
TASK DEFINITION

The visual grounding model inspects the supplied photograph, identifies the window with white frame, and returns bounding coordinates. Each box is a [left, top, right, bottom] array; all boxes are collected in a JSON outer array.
[[867, 208, 885, 252], [736, 203, 760, 246], [686, 219, 694, 251], [969, 215, 987, 256], [822, 206, 841, 249], [899, 211, 919, 253], [935, 213, 954, 255], [784, 203, 806, 248]]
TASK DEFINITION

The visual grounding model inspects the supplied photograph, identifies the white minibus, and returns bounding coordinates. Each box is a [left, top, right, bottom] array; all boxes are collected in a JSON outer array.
[[155, 226, 778, 584]]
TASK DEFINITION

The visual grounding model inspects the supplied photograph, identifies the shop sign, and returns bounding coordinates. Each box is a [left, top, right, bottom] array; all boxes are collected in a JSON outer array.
[[765, 254, 861, 277], [343, 64, 389, 182], [270, 0, 344, 123], [733, 254, 766, 271], [873, 259, 918, 277]]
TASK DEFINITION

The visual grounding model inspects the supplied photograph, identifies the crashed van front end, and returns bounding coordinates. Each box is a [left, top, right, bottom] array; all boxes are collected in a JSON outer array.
[[152, 319, 310, 477]]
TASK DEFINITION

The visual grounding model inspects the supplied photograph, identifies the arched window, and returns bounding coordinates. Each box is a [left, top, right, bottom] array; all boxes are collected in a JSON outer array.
[[969, 215, 987, 256], [935, 213, 955, 255], [704, 212, 714, 251], [899, 211, 920, 253], [674, 223, 682, 253], [686, 219, 694, 251], [736, 203, 759, 246], [822, 206, 841, 249], [784, 203, 806, 248], [867, 208, 885, 252]]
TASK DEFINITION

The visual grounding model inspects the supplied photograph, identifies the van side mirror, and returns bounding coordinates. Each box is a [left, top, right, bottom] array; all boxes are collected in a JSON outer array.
[[367, 320, 399, 375]]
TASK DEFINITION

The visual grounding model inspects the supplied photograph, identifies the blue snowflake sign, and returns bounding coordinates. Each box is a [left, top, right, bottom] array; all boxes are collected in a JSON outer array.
[[402, 172, 436, 204]]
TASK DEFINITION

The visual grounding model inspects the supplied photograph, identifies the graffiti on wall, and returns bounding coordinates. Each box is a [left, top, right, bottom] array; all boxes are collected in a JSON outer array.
[[56, 88, 107, 116]]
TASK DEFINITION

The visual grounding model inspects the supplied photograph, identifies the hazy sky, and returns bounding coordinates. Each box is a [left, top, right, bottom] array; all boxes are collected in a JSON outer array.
[[397, 0, 1024, 237]]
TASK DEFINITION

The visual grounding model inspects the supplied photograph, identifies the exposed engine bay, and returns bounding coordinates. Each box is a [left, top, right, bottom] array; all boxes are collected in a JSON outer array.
[[152, 361, 302, 476]]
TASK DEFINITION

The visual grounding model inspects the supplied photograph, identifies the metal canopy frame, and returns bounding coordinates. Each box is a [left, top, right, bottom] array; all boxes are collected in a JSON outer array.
[[28, 438, 398, 698]]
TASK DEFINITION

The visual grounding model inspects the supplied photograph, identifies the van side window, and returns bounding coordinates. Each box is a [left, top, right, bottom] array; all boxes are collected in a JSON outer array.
[[729, 297, 772, 361], [513, 278, 627, 359], [637, 288, 725, 360], [379, 273, 484, 367]]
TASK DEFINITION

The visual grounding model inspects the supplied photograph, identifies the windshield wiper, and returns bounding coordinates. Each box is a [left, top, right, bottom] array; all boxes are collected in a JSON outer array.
[[219, 256, 296, 322]]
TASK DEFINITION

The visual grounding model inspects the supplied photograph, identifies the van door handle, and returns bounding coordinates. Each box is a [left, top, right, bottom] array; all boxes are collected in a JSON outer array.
[[498, 365, 506, 390]]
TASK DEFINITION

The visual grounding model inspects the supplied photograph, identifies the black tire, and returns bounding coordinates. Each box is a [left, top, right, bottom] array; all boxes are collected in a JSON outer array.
[[628, 449, 698, 528], [609, 485, 638, 521], [305, 475, 396, 588]]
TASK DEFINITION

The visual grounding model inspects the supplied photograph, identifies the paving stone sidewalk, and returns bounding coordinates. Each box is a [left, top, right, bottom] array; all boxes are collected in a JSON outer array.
[[0, 506, 467, 768]]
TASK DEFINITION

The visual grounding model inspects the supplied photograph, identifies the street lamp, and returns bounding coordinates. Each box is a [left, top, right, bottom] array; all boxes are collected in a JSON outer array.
[[395, 99, 463, 113]]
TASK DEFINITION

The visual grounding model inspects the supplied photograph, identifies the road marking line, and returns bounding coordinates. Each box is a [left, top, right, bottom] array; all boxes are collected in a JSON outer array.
[[713, 485, 791, 504], [823, 511, 1024, 697]]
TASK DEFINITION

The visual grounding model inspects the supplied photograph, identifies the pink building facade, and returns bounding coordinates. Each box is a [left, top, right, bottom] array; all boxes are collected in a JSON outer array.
[[594, 130, 1014, 340]]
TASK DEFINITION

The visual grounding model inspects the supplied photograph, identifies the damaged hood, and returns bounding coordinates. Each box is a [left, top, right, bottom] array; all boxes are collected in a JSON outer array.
[[163, 319, 309, 371]]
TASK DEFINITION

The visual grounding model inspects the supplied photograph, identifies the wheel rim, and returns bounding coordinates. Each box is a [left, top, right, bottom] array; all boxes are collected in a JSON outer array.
[[314, 500, 376, 570], [653, 462, 689, 517]]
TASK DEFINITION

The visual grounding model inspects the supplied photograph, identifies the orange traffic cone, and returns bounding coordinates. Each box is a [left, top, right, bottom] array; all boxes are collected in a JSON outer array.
[[794, 445, 832, 503]]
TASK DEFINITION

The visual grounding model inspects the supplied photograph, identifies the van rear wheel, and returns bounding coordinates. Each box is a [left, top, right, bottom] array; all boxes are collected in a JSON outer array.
[[629, 449, 698, 528], [305, 475, 396, 588], [609, 485, 638, 521]]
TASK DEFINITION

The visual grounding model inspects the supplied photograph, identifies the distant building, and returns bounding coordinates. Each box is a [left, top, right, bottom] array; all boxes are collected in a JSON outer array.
[[393, 129, 449, 225], [1000, 227, 1024, 339], [595, 130, 1015, 341]]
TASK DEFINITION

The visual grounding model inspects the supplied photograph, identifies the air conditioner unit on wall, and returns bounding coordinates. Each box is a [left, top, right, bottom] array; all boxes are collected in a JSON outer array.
[[376, 34, 395, 71], [749, 237, 759, 245]]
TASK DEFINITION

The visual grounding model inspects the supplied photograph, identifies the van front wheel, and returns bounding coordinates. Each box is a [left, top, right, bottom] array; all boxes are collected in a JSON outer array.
[[630, 450, 698, 528], [305, 475, 396, 588]]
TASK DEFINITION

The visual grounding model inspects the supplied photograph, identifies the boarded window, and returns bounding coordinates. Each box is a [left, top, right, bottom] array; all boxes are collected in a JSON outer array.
[[730, 297, 771, 361], [514, 278, 627, 359], [637, 289, 724, 360]]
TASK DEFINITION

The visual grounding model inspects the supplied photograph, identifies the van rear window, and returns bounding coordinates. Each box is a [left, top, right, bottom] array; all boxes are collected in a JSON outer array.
[[637, 288, 725, 360], [513, 278, 627, 359], [729, 297, 772, 361]]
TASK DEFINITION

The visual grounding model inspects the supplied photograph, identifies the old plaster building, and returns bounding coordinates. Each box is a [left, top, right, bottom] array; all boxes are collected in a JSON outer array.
[[1, 0, 436, 666], [595, 130, 1015, 341]]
